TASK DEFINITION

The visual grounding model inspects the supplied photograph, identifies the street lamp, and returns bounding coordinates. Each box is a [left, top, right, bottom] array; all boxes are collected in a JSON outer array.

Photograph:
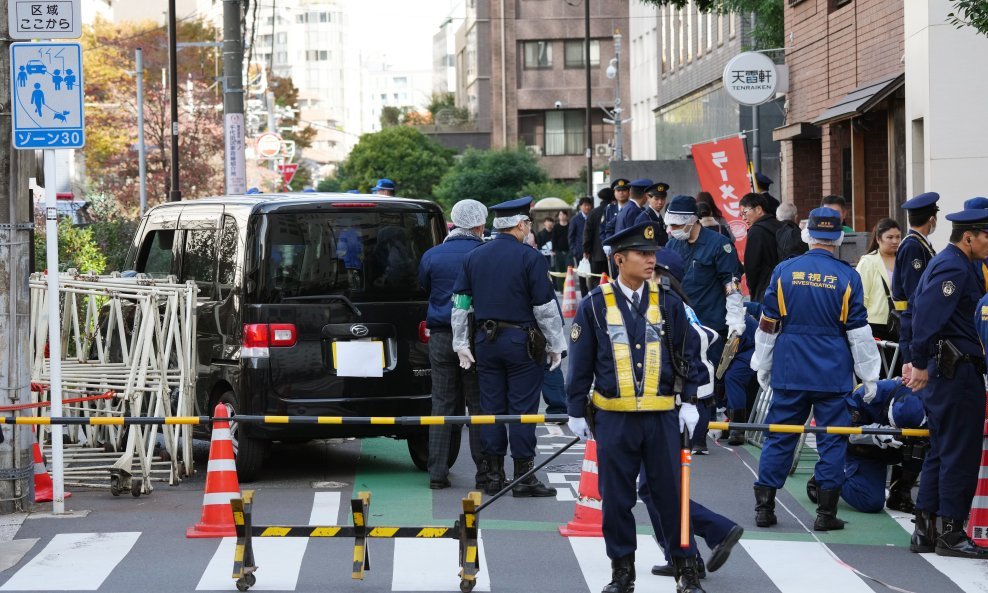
[[605, 31, 624, 161]]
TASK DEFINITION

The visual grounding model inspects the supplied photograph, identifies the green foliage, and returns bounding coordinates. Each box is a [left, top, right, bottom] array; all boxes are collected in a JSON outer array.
[[519, 180, 584, 203], [380, 106, 403, 128], [433, 146, 549, 210], [338, 127, 454, 199], [35, 219, 108, 274], [288, 165, 314, 191], [316, 176, 344, 192], [638, 0, 784, 50], [427, 93, 471, 124], [949, 1, 988, 36]]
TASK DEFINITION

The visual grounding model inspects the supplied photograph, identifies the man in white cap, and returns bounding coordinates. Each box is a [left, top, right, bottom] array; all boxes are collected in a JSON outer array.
[[418, 200, 490, 489]]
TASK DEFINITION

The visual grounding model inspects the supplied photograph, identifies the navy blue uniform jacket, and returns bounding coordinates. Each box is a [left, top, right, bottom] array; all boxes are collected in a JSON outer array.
[[418, 234, 483, 331]]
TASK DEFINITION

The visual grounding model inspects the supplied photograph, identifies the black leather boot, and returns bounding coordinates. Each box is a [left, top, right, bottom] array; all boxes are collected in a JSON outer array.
[[754, 485, 777, 527], [935, 517, 988, 558], [672, 556, 706, 593], [601, 555, 635, 593], [651, 555, 705, 579], [910, 510, 937, 553], [727, 409, 746, 446], [475, 458, 490, 490], [483, 455, 506, 496], [885, 466, 918, 513], [511, 457, 557, 497], [707, 524, 743, 572], [806, 476, 819, 504], [814, 487, 847, 531]]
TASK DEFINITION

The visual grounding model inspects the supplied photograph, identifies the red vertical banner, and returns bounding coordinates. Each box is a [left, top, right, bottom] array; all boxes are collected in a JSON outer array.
[[690, 136, 754, 261]]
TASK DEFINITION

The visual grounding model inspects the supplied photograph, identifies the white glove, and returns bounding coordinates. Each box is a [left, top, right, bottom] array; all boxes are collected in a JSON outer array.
[[757, 368, 772, 391], [876, 433, 903, 449], [679, 403, 699, 438], [861, 380, 878, 404], [567, 416, 591, 441], [728, 324, 746, 339], [456, 348, 475, 370], [603, 245, 612, 257], [548, 351, 562, 371]]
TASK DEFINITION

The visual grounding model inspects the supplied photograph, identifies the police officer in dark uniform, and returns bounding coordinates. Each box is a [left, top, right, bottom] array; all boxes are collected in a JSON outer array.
[[962, 196, 988, 292], [750, 207, 880, 531], [602, 179, 632, 275], [585, 188, 615, 286], [891, 192, 939, 314], [636, 182, 670, 246], [451, 197, 567, 498], [566, 221, 706, 593], [613, 178, 653, 235], [902, 207, 988, 558], [754, 173, 780, 215]]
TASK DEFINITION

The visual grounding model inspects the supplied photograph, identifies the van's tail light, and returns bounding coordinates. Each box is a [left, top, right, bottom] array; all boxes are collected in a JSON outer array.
[[243, 323, 297, 358], [418, 321, 430, 344]]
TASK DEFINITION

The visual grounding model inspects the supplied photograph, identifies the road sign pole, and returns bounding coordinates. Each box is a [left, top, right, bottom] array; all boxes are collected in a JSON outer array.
[[167, 0, 181, 201], [136, 48, 147, 215], [43, 149, 65, 514]]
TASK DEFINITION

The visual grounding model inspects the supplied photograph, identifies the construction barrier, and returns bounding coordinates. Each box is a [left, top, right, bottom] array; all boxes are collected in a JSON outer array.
[[229, 490, 482, 593]]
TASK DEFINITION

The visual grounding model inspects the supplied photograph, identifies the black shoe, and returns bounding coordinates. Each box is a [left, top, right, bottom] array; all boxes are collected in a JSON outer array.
[[886, 467, 918, 513], [814, 487, 846, 531], [727, 409, 746, 446], [672, 556, 705, 593], [429, 478, 451, 490], [602, 555, 635, 593], [707, 524, 744, 572], [511, 458, 557, 497], [910, 511, 937, 553], [754, 485, 778, 527], [651, 557, 705, 579], [935, 517, 988, 558], [806, 476, 819, 504], [692, 445, 709, 456], [483, 455, 506, 496]]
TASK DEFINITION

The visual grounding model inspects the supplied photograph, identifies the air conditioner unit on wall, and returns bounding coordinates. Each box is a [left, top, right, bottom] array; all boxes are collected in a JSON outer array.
[[526, 145, 542, 157], [595, 144, 613, 157]]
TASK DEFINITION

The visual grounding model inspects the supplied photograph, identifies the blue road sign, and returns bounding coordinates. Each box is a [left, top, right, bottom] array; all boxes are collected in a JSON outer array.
[[10, 42, 84, 150]]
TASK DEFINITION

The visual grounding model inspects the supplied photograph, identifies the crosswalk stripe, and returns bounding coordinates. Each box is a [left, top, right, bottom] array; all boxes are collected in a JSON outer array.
[[887, 509, 988, 592], [196, 537, 308, 591], [391, 532, 491, 591], [309, 492, 342, 525], [0, 532, 140, 591], [741, 540, 874, 593], [568, 534, 671, 593]]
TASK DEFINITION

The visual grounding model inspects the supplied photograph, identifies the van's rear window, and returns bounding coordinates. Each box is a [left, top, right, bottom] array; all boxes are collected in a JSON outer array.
[[256, 210, 442, 302]]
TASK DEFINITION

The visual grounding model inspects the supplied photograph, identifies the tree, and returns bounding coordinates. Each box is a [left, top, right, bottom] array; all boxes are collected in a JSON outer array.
[[316, 176, 344, 192], [34, 218, 107, 274], [338, 126, 454, 199], [639, 0, 784, 50], [949, 1, 988, 36], [433, 146, 549, 210], [380, 106, 403, 128]]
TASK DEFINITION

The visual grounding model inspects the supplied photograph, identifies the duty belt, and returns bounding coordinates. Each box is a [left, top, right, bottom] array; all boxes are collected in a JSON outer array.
[[591, 390, 675, 412]]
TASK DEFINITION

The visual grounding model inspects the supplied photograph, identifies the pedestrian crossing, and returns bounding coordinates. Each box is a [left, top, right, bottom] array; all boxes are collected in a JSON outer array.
[[0, 492, 977, 593]]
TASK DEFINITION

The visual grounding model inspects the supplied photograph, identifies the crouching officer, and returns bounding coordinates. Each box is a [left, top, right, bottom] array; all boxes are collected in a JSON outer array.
[[902, 207, 988, 558], [806, 379, 926, 513], [750, 207, 881, 531], [566, 222, 707, 593], [451, 196, 566, 498]]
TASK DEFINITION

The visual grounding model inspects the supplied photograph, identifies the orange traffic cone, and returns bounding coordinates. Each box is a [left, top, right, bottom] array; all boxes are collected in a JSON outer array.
[[33, 440, 70, 503], [561, 266, 579, 319], [599, 272, 610, 287], [559, 438, 603, 537], [966, 398, 988, 545], [187, 403, 240, 538]]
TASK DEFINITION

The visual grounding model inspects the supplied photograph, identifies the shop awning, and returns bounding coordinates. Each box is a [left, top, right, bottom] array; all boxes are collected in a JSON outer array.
[[812, 72, 904, 125]]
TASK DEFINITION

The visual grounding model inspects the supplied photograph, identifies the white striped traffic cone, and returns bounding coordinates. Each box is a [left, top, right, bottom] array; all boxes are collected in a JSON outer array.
[[558, 438, 603, 536], [187, 403, 240, 538], [33, 439, 70, 503]]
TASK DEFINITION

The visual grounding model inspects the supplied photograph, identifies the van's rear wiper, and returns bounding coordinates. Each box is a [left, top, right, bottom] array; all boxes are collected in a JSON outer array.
[[280, 294, 362, 316]]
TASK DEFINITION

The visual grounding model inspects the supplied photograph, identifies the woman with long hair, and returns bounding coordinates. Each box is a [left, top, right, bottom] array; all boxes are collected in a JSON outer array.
[[856, 218, 902, 341]]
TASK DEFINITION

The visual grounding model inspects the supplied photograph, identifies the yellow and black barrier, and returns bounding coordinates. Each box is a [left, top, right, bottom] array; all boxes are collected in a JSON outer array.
[[229, 490, 482, 593], [0, 414, 930, 437]]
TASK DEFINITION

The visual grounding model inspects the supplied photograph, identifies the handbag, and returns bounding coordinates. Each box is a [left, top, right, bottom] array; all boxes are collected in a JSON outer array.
[[878, 274, 900, 340], [576, 256, 592, 278]]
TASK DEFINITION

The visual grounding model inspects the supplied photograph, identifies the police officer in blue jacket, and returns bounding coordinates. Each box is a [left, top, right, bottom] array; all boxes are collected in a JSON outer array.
[[418, 200, 489, 490], [891, 192, 939, 315], [723, 313, 758, 446], [451, 197, 567, 498], [601, 178, 631, 247], [636, 182, 670, 246], [664, 195, 746, 453], [901, 207, 988, 558], [750, 207, 881, 531], [566, 222, 706, 593], [613, 178, 653, 236], [962, 196, 988, 293], [808, 380, 925, 514]]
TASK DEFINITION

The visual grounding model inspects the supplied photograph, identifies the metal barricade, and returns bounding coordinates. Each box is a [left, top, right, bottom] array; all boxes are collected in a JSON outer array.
[[746, 386, 812, 476]]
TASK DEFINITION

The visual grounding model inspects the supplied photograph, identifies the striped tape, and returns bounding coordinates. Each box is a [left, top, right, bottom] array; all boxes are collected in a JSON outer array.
[[582, 458, 598, 474]]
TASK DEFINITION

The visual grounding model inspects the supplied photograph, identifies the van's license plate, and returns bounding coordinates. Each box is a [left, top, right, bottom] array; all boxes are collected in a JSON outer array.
[[332, 341, 385, 377]]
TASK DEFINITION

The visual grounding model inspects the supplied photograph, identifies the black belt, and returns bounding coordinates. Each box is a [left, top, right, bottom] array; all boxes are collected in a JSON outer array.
[[956, 354, 987, 374], [476, 320, 530, 330]]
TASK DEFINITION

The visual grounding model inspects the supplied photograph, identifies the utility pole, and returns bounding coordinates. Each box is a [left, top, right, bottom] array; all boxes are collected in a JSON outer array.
[[167, 0, 182, 201], [223, 0, 246, 194], [613, 31, 623, 161], [583, 0, 593, 198], [0, 0, 39, 514], [136, 48, 148, 214]]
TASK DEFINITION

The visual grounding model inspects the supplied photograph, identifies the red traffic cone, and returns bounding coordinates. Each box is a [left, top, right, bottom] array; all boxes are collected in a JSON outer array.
[[966, 398, 988, 545], [598, 272, 610, 287], [559, 439, 603, 537], [33, 440, 70, 503], [561, 266, 579, 319], [187, 403, 240, 538]]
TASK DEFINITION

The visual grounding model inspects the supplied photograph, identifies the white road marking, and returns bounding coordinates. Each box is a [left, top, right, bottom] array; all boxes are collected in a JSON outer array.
[[569, 534, 672, 593], [0, 532, 140, 591], [196, 538, 308, 591], [546, 472, 580, 501], [308, 491, 342, 525], [391, 532, 490, 591], [741, 540, 874, 593], [888, 509, 988, 592]]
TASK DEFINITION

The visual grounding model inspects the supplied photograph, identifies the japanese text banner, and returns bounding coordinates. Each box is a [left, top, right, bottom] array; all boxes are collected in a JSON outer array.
[[691, 136, 753, 258]]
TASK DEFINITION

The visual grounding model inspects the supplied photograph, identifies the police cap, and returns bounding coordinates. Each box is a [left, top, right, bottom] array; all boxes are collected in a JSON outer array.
[[646, 182, 670, 195], [891, 394, 925, 429], [489, 195, 533, 218], [901, 192, 940, 210], [611, 178, 631, 190], [945, 207, 988, 232], [603, 222, 661, 253], [666, 195, 698, 216], [755, 173, 773, 190], [373, 178, 396, 192], [629, 178, 654, 189], [806, 207, 843, 240], [654, 248, 685, 282], [964, 197, 988, 210]]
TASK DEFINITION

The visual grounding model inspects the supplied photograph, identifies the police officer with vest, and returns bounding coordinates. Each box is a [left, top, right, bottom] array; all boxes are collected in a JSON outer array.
[[750, 207, 881, 531], [891, 192, 939, 314], [566, 221, 706, 593], [451, 197, 566, 498], [902, 207, 988, 558]]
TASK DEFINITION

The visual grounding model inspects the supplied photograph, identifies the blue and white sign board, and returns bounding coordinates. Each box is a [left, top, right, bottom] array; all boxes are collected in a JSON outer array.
[[8, 1, 82, 39], [10, 42, 84, 150]]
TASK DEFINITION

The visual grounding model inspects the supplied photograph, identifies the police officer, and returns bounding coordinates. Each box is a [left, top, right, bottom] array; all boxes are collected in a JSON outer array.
[[584, 188, 615, 286], [451, 197, 566, 498], [806, 379, 925, 514], [372, 178, 396, 196], [613, 178, 653, 235], [418, 200, 489, 490], [601, 179, 632, 269], [750, 207, 880, 531], [902, 207, 988, 558], [636, 182, 670, 246], [664, 195, 745, 454], [891, 192, 939, 314], [754, 173, 780, 215], [722, 311, 758, 446], [962, 196, 988, 292], [566, 221, 706, 593]]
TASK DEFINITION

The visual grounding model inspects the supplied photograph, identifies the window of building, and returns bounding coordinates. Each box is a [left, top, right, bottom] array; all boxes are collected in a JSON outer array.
[[707, 12, 714, 51], [687, 5, 693, 63], [523, 41, 552, 69], [394, 77, 408, 87], [661, 6, 668, 74], [545, 110, 584, 156], [563, 40, 600, 68], [306, 50, 329, 61], [320, 11, 330, 22], [830, 0, 852, 10], [276, 32, 287, 44]]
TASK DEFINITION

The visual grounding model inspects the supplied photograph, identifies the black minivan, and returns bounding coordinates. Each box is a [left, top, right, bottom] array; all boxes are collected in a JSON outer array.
[[124, 194, 452, 480]]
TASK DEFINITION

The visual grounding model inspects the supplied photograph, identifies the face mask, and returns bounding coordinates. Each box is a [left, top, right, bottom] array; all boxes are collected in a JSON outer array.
[[670, 224, 693, 241]]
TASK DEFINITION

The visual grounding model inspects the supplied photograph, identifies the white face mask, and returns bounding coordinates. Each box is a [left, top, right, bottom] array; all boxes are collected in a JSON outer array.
[[670, 224, 693, 241]]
